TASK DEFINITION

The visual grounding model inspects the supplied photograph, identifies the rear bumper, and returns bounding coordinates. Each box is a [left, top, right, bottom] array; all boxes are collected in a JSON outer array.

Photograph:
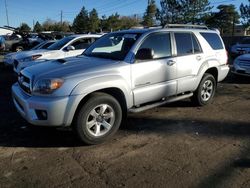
[[218, 64, 230, 82]]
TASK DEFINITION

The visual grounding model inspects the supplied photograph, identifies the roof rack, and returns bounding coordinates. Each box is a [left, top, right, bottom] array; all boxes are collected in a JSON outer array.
[[164, 24, 208, 30]]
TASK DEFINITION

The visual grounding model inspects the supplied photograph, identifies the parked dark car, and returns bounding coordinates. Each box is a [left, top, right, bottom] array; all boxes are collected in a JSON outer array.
[[230, 37, 250, 58]]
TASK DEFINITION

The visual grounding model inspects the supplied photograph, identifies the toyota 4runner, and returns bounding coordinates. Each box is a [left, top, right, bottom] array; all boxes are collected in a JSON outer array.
[[12, 25, 229, 144]]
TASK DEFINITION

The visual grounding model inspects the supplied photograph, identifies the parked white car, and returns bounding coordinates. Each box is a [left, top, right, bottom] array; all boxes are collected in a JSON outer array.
[[12, 34, 102, 73], [3, 40, 56, 67], [232, 53, 250, 76]]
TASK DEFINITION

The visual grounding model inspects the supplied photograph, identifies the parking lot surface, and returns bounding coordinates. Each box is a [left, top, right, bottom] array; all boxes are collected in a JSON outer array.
[[0, 59, 250, 188]]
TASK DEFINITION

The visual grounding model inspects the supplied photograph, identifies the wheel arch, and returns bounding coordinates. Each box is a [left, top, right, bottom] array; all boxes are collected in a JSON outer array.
[[71, 87, 128, 126]]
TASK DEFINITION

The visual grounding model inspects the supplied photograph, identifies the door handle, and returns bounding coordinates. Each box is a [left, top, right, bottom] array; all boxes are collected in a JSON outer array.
[[167, 60, 176, 66], [196, 55, 202, 61]]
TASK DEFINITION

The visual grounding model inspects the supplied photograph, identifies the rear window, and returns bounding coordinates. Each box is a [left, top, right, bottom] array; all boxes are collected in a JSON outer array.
[[200, 32, 224, 50]]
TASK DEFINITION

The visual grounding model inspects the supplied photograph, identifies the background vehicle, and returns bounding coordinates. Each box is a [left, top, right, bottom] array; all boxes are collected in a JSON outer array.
[[230, 37, 250, 58], [12, 34, 101, 73], [12, 26, 229, 145], [0, 36, 5, 51], [232, 53, 250, 76], [3, 40, 56, 67]]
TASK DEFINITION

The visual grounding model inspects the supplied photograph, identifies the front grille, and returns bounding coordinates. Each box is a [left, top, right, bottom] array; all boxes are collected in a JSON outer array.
[[18, 73, 31, 94], [239, 60, 250, 68]]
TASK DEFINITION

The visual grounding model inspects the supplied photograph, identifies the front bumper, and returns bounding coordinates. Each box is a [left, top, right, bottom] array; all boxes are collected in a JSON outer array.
[[12, 83, 83, 127], [231, 67, 250, 77]]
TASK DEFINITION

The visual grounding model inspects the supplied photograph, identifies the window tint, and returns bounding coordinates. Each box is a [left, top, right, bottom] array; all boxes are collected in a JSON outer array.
[[139, 32, 171, 59], [175, 33, 193, 56], [200, 32, 224, 50], [191, 34, 202, 53]]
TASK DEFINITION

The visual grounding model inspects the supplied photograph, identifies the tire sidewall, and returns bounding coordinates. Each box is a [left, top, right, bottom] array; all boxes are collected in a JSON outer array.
[[75, 93, 122, 145], [197, 74, 216, 106]]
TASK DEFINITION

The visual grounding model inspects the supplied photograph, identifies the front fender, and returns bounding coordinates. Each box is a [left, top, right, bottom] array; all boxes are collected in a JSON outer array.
[[70, 75, 133, 108]]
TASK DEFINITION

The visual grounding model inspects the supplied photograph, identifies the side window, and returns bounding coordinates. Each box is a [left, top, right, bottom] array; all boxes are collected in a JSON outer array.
[[71, 38, 92, 50], [191, 34, 202, 53], [200, 32, 224, 50], [175, 33, 193, 56], [138, 32, 171, 59]]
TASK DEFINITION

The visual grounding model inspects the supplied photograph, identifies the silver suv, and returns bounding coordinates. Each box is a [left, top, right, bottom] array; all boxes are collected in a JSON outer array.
[[12, 25, 229, 144]]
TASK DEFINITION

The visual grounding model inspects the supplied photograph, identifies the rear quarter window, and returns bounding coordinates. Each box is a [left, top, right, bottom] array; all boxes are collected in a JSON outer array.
[[200, 32, 224, 50]]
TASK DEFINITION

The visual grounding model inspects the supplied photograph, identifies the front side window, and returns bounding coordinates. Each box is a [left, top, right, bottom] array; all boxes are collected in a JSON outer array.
[[138, 32, 171, 59], [71, 38, 93, 50], [84, 33, 141, 60], [47, 36, 75, 50]]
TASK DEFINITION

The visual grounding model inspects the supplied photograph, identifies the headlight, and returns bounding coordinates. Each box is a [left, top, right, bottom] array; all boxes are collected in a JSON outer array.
[[19, 54, 42, 62], [33, 78, 64, 94]]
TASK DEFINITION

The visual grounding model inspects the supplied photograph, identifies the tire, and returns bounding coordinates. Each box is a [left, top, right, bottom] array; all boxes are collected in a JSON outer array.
[[15, 46, 24, 52], [191, 73, 216, 106], [74, 92, 122, 145]]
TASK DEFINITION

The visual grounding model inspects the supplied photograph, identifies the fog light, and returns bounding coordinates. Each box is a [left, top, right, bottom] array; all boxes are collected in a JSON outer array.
[[35, 110, 47, 120]]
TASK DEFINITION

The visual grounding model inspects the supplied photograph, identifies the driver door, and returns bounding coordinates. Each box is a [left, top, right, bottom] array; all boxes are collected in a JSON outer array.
[[131, 32, 177, 106]]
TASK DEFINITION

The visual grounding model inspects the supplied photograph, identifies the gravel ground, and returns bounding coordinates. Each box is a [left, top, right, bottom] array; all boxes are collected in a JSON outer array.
[[0, 58, 250, 188]]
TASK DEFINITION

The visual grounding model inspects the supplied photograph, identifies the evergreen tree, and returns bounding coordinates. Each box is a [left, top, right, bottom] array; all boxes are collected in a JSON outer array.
[[240, 0, 250, 27], [205, 4, 240, 35], [72, 6, 89, 33], [33, 21, 43, 32], [19, 23, 31, 33], [156, 0, 182, 26], [89, 9, 100, 32], [181, 0, 213, 24], [157, 0, 212, 25], [106, 13, 121, 31], [142, 0, 157, 27]]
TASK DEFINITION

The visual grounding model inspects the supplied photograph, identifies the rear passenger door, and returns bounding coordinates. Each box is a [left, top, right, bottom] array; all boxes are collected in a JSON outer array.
[[174, 32, 204, 93]]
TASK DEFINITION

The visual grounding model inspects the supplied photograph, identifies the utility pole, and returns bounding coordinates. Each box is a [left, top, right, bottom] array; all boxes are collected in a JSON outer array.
[[60, 10, 63, 25], [4, 0, 9, 26]]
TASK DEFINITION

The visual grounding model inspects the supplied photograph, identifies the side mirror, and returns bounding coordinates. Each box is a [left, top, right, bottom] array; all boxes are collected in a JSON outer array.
[[135, 48, 154, 60], [66, 45, 75, 51]]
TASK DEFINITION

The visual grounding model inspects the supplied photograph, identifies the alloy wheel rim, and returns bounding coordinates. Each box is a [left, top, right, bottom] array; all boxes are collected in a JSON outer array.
[[201, 80, 213, 101], [86, 104, 115, 137]]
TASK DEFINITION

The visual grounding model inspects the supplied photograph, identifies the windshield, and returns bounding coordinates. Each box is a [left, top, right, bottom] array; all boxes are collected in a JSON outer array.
[[83, 33, 141, 60], [31, 42, 44, 50], [47, 36, 75, 50]]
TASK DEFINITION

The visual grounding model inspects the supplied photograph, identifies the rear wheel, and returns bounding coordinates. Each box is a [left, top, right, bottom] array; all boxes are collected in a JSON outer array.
[[192, 73, 216, 106], [74, 92, 122, 145]]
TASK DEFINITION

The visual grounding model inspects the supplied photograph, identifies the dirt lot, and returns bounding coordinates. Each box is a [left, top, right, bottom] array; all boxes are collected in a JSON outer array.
[[0, 59, 250, 188]]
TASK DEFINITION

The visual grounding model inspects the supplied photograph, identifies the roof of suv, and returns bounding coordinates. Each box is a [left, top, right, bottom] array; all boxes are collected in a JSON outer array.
[[114, 27, 219, 35]]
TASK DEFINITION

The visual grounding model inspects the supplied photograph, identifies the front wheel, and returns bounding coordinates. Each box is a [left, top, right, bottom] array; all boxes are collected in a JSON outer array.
[[191, 73, 216, 106], [74, 92, 122, 145]]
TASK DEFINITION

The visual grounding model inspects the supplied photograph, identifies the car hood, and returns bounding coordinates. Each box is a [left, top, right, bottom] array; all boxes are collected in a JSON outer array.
[[237, 54, 250, 60], [233, 44, 250, 48], [15, 49, 50, 59], [23, 56, 122, 81]]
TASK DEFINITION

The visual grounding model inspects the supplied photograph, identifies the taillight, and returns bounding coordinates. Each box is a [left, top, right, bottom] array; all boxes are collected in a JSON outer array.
[[226, 50, 229, 65]]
